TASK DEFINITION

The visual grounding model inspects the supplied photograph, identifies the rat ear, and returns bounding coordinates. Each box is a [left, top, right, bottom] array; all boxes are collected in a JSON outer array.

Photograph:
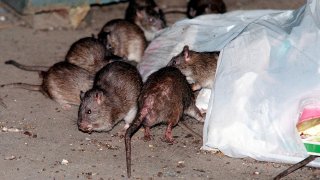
[[214, 53, 219, 60], [154, 6, 160, 13], [94, 91, 103, 105], [97, 31, 110, 46], [189, 8, 196, 18], [183, 45, 190, 62], [136, 10, 144, 19], [205, 4, 212, 14], [80, 91, 85, 101]]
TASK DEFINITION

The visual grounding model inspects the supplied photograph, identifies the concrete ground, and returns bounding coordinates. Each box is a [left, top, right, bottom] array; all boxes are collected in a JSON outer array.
[[1, 0, 318, 179]]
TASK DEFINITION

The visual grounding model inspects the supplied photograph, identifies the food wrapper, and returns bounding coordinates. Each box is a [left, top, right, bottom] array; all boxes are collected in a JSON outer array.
[[298, 106, 320, 155]]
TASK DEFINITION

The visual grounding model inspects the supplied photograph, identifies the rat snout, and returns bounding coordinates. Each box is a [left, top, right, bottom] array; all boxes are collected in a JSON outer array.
[[78, 121, 93, 133]]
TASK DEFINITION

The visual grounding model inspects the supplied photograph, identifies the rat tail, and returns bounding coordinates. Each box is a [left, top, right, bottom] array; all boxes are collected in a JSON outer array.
[[125, 113, 146, 178], [1, 83, 42, 91], [178, 121, 202, 140], [274, 155, 317, 180], [5, 60, 49, 72]]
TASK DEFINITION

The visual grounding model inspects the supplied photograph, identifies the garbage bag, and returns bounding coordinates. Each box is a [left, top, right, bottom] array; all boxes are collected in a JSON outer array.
[[138, 0, 320, 166]]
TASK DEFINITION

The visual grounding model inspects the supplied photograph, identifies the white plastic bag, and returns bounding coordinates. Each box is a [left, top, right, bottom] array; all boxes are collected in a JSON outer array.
[[138, 0, 320, 166], [138, 9, 283, 80], [203, 0, 320, 166]]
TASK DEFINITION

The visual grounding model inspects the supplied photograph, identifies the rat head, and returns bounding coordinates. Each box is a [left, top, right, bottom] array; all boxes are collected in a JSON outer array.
[[135, 6, 166, 34], [187, 0, 226, 18], [97, 31, 115, 55], [167, 45, 194, 70], [77, 89, 114, 133]]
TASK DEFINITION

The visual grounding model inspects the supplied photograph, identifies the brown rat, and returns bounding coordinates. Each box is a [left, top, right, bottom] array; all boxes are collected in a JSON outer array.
[[187, 0, 227, 18], [167, 45, 219, 91], [77, 61, 142, 133], [1, 61, 93, 109], [125, 66, 204, 178], [6, 36, 113, 74], [1, 37, 125, 109], [65, 36, 111, 73], [98, 19, 147, 64], [125, 0, 166, 41]]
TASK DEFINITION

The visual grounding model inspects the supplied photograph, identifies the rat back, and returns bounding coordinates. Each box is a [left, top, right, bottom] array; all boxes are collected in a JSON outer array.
[[125, 0, 166, 41], [1, 61, 93, 109], [43, 62, 94, 107], [168, 45, 219, 89], [124, 66, 199, 178], [65, 37, 109, 74], [138, 66, 192, 127], [98, 19, 147, 63], [94, 61, 142, 97], [78, 61, 142, 132]]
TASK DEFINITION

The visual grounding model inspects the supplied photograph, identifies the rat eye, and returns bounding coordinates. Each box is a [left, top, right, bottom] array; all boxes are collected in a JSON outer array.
[[148, 17, 155, 23], [87, 109, 91, 114]]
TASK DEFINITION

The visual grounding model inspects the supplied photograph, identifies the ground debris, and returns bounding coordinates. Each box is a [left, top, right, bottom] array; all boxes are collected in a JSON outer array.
[[254, 171, 260, 175], [1, 126, 22, 132], [23, 131, 37, 138], [61, 159, 69, 165], [199, 147, 220, 154], [193, 168, 206, 173], [82, 172, 94, 179], [177, 161, 185, 168], [4, 155, 16, 160], [89, 139, 119, 150], [272, 163, 281, 168]]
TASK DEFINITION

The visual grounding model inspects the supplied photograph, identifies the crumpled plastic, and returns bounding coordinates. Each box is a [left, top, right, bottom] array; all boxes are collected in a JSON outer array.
[[138, 0, 320, 166]]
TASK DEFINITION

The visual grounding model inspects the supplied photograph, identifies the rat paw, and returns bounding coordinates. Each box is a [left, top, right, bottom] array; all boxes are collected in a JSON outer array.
[[117, 128, 127, 139], [161, 137, 177, 144], [117, 132, 125, 139], [143, 135, 152, 141]]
